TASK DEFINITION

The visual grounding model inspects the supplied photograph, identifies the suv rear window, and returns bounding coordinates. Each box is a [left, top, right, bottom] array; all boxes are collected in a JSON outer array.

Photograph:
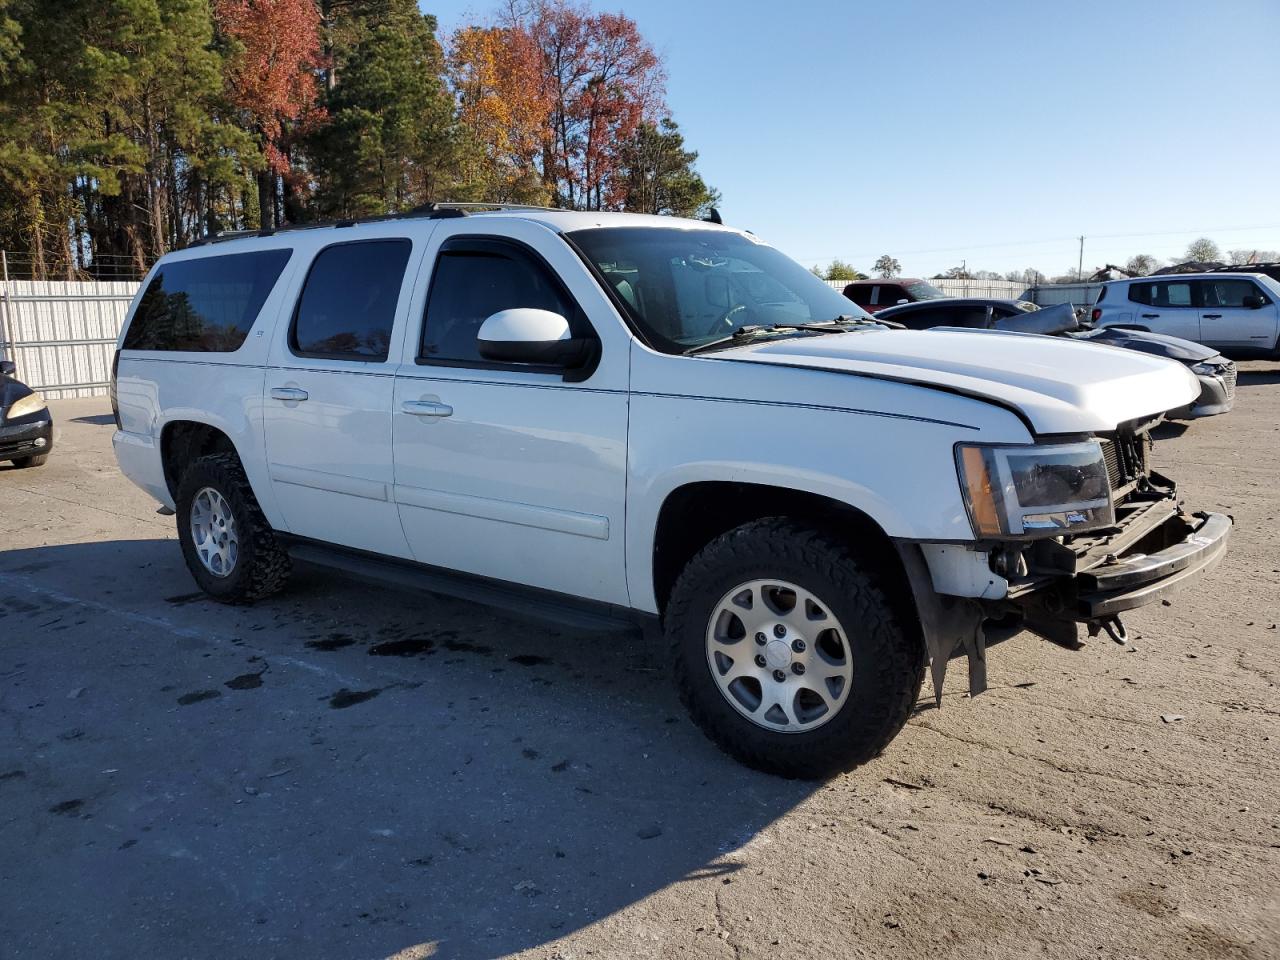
[[123, 249, 292, 352], [291, 240, 411, 361]]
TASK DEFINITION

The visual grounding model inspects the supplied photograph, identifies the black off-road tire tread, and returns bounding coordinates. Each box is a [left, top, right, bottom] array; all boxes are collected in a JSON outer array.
[[11, 454, 48, 468], [176, 452, 291, 604], [666, 518, 924, 779]]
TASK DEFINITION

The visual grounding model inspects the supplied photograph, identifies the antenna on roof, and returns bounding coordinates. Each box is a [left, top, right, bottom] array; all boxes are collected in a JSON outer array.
[[702, 207, 722, 225]]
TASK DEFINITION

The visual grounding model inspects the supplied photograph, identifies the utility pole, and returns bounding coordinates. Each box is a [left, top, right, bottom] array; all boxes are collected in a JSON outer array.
[[1077, 235, 1085, 281]]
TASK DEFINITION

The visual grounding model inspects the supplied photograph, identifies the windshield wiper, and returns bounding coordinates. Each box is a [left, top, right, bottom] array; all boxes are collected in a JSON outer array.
[[685, 318, 880, 356], [684, 324, 788, 355]]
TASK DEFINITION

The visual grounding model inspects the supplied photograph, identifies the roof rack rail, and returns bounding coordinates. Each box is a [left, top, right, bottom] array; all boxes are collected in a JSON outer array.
[[185, 201, 577, 247]]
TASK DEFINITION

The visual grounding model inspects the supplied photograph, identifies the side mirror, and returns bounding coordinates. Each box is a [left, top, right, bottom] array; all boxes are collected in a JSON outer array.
[[0, 360, 15, 377], [1242, 294, 1265, 310], [477, 308, 587, 366]]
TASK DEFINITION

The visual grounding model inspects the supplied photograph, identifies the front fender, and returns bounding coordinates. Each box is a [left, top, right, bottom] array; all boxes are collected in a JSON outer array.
[[624, 392, 1020, 613]]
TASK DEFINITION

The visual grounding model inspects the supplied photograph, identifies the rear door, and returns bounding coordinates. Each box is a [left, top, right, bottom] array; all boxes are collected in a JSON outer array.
[[262, 232, 426, 558], [1126, 279, 1200, 341], [1197, 277, 1277, 349]]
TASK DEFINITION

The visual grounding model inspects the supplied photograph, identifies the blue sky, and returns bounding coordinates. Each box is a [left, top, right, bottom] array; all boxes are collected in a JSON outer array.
[[423, 0, 1280, 277]]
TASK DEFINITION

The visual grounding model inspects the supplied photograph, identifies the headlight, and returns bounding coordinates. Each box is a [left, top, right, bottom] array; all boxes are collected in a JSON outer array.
[[956, 441, 1114, 539], [1190, 361, 1221, 377], [7, 392, 46, 419]]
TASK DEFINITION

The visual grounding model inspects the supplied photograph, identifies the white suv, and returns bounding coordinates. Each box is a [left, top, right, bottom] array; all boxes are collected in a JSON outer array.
[[111, 205, 1230, 778], [1093, 272, 1280, 355]]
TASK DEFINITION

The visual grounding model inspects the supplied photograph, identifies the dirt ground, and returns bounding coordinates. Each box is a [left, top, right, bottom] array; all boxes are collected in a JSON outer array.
[[1, 364, 1277, 960]]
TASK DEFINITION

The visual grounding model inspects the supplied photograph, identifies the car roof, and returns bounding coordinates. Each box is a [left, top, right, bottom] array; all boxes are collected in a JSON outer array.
[[844, 278, 925, 286], [177, 207, 739, 257], [1101, 271, 1271, 285], [877, 297, 1026, 313]]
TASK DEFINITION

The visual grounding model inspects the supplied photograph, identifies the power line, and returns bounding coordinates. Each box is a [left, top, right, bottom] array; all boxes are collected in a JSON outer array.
[[796, 222, 1280, 263]]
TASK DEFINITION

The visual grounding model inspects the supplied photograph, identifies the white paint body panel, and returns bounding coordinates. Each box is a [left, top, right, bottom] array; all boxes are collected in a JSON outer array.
[[719, 327, 1200, 435], [391, 217, 631, 604]]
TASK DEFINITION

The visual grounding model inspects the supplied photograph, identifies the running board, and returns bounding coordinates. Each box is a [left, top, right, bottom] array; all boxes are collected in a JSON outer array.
[[279, 535, 645, 636]]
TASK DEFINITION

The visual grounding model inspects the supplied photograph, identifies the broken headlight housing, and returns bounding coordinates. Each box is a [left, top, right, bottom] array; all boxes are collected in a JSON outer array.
[[955, 441, 1114, 539]]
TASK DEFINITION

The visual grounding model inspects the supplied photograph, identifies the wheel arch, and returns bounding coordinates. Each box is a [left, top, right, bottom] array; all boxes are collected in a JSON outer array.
[[159, 419, 240, 500], [649, 481, 921, 639]]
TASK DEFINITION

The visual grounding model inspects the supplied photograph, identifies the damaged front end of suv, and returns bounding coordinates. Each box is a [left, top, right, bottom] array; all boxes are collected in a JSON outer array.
[[902, 415, 1231, 703]]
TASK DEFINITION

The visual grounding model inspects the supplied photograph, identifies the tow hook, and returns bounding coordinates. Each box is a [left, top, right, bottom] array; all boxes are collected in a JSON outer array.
[[1088, 615, 1128, 645]]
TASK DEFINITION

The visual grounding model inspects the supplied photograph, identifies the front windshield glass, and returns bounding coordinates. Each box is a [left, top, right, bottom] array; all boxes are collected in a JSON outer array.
[[567, 226, 872, 353], [904, 280, 947, 301]]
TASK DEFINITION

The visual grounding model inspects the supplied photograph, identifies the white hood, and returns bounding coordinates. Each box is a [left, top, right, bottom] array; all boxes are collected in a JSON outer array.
[[726, 328, 1201, 434]]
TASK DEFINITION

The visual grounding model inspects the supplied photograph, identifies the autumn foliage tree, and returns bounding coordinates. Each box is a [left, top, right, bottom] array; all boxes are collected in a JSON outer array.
[[448, 25, 548, 203], [0, 0, 719, 278], [214, 0, 325, 229]]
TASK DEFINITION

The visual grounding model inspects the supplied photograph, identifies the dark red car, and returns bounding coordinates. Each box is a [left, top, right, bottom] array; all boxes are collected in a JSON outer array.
[[842, 278, 947, 313]]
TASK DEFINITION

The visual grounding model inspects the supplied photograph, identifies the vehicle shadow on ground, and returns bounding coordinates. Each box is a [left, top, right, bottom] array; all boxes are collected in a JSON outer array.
[[1237, 368, 1280, 387], [0, 538, 824, 960], [68, 413, 117, 425]]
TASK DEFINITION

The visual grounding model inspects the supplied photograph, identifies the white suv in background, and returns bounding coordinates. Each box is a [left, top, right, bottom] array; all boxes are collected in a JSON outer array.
[[1093, 272, 1280, 356], [110, 204, 1229, 778]]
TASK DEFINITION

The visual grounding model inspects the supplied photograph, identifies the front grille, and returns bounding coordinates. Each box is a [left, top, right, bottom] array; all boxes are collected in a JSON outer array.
[[1099, 433, 1149, 495], [1220, 362, 1237, 400]]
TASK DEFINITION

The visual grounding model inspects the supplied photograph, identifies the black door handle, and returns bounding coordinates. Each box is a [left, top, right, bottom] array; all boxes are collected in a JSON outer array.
[[1140, 313, 1159, 318], [1202, 313, 1222, 319]]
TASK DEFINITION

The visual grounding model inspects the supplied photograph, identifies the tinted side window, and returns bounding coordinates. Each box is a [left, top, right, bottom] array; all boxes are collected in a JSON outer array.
[[1127, 282, 1153, 306], [123, 249, 291, 352], [1201, 278, 1266, 307], [291, 240, 411, 361], [843, 284, 873, 306], [877, 285, 904, 305], [1153, 281, 1193, 307], [420, 241, 580, 365], [893, 307, 948, 330]]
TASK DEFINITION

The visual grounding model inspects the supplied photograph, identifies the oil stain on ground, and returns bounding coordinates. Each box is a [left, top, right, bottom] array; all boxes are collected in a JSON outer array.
[[306, 633, 356, 651], [164, 592, 206, 606], [510, 654, 553, 666], [369, 637, 436, 657], [225, 672, 264, 690], [49, 799, 84, 815], [329, 688, 382, 709], [177, 689, 221, 705]]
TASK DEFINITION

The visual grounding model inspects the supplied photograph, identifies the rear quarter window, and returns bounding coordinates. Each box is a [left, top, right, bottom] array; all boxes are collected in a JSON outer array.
[[123, 249, 292, 352]]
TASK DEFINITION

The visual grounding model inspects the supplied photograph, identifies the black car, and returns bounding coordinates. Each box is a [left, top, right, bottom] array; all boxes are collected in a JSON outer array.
[[0, 360, 53, 467], [873, 298, 1235, 419]]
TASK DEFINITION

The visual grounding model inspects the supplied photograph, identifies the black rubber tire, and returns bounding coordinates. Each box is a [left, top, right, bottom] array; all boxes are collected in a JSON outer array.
[[10, 453, 48, 467], [175, 452, 291, 604], [667, 518, 924, 779]]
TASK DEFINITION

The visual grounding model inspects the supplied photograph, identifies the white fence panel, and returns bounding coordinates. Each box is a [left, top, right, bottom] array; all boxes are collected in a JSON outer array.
[[0, 280, 139, 399], [823, 277, 1106, 308]]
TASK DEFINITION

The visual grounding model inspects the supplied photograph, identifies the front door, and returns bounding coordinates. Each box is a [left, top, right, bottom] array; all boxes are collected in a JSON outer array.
[[391, 219, 631, 605], [1196, 277, 1278, 349], [263, 233, 423, 558]]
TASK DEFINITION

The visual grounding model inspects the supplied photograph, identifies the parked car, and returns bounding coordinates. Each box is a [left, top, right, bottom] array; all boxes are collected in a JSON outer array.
[[875, 298, 1236, 419], [0, 359, 52, 467], [841, 277, 947, 313], [111, 205, 1229, 778], [1092, 272, 1280, 357]]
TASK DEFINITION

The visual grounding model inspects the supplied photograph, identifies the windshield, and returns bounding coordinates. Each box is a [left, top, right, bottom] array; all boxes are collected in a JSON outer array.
[[567, 226, 872, 353], [904, 280, 947, 301]]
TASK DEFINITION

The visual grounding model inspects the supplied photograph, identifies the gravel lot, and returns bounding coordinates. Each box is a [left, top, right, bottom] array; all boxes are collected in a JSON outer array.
[[2, 364, 1278, 960]]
